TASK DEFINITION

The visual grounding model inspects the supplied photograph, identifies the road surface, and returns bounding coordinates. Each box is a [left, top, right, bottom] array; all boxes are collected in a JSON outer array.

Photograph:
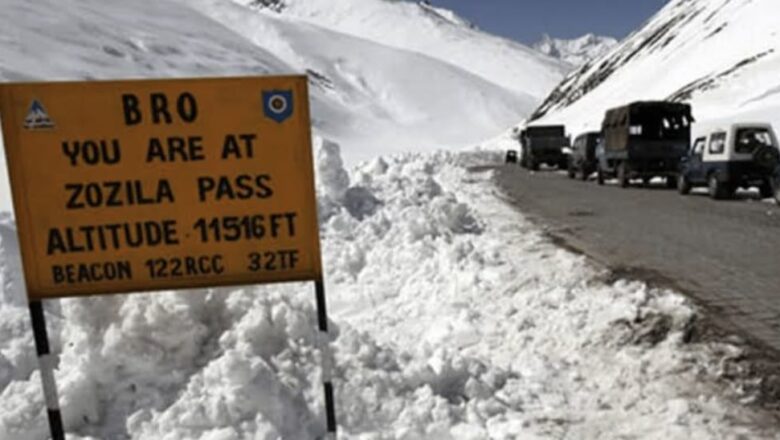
[[486, 165, 780, 353]]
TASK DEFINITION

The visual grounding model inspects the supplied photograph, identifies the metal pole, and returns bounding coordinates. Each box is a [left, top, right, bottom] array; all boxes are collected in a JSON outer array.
[[29, 300, 65, 440], [314, 279, 337, 438]]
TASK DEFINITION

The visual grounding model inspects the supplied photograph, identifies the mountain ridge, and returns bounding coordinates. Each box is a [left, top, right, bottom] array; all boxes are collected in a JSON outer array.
[[530, 0, 780, 137]]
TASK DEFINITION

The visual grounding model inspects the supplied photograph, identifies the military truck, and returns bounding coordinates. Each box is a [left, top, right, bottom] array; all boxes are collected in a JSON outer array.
[[519, 125, 570, 171], [596, 101, 693, 188]]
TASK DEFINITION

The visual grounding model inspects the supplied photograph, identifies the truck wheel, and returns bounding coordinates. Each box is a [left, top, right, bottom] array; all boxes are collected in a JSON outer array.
[[597, 167, 605, 185], [708, 174, 730, 200], [618, 163, 629, 188], [677, 174, 691, 195], [759, 179, 774, 199]]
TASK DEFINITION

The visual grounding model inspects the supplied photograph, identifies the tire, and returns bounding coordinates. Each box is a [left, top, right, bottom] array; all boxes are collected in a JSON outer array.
[[579, 166, 588, 181], [678, 174, 691, 195], [530, 160, 540, 171], [567, 163, 575, 179], [597, 166, 605, 185], [617, 162, 629, 188], [666, 176, 678, 190], [754, 146, 780, 171], [759, 179, 774, 199], [708, 174, 731, 200]]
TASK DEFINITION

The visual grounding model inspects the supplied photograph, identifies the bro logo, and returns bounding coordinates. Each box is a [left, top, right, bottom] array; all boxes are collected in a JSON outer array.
[[262, 90, 293, 123]]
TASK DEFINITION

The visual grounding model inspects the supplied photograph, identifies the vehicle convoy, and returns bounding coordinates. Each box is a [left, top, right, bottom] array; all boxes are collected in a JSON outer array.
[[596, 101, 693, 188], [519, 125, 570, 171], [568, 131, 601, 180], [678, 122, 780, 199]]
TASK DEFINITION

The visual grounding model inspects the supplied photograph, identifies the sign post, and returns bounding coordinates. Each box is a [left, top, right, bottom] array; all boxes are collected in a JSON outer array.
[[0, 76, 336, 438]]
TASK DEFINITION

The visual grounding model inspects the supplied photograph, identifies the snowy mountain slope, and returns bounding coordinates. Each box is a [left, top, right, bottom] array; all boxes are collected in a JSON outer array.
[[531, 0, 780, 137], [533, 33, 619, 67], [233, 0, 569, 99], [190, 0, 537, 163], [0, 0, 552, 214]]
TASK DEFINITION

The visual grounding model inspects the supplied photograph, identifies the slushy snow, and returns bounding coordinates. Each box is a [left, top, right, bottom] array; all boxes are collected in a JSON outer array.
[[0, 145, 777, 439]]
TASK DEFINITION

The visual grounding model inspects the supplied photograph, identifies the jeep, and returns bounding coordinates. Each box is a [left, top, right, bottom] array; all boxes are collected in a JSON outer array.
[[678, 122, 780, 199], [567, 131, 600, 180]]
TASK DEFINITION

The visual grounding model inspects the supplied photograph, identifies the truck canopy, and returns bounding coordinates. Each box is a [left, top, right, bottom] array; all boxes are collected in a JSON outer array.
[[603, 101, 693, 150], [523, 125, 566, 138]]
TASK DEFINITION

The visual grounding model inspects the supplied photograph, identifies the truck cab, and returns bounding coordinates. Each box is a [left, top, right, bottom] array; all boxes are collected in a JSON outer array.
[[678, 122, 780, 199]]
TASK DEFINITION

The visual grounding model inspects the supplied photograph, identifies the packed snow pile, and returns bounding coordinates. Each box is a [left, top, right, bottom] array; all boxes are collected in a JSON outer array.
[[532, 34, 619, 68], [0, 144, 777, 439], [531, 0, 780, 137], [232, 0, 568, 99]]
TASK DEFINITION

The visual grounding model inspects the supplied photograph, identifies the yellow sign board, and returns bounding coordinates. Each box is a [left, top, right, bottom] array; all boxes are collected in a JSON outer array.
[[0, 76, 322, 299]]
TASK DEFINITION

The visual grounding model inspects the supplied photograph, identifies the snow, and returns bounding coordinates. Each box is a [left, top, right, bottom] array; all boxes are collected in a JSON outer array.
[[532, 34, 619, 68], [189, 0, 538, 164], [1, 0, 778, 438], [0, 0, 551, 189], [532, 0, 780, 138], [232, 0, 568, 99], [0, 145, 777, 439]]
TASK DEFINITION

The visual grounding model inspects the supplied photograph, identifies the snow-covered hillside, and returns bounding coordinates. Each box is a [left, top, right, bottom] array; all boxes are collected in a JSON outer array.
[[0, 0, 561, 172], [531, 0, 780, 137], [233, 0, 568, 99], [533, 34, 618, 67], [0, 0, 567, 213], [188, 0, 540, 163]]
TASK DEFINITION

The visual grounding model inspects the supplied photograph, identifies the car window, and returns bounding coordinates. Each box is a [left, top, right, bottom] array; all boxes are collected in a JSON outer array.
[[692, 137, 705, 154], [708, 132, 726, 154], [735, 128, 774, 154]]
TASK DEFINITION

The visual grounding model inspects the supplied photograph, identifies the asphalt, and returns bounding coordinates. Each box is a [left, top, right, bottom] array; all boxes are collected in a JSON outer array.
[[483, 164, 780, 353]]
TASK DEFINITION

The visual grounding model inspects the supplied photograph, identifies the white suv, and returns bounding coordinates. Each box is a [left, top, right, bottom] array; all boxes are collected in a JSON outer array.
[[678, 122, 780, 199]]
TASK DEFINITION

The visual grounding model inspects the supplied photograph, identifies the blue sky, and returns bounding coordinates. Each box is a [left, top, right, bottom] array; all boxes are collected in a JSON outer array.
[[429, 1, 668, 44]]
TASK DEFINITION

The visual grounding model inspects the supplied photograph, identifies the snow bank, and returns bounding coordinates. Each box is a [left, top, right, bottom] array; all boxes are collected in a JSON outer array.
[[0, 141, 776, 439]]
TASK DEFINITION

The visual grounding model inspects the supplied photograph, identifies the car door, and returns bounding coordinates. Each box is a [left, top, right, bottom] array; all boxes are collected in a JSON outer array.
[[687, 137, 706, 183]]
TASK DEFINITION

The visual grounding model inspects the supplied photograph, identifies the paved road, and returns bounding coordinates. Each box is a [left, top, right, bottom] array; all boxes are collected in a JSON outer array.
[[487, 165, 780, 353]]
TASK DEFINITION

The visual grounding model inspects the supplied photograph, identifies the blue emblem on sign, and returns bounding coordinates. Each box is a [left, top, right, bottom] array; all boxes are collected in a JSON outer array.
[[263, 90, 294, 123]]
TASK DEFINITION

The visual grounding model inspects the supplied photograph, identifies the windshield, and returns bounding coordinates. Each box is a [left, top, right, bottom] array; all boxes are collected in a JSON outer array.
[[735, 128, 774, 154]]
